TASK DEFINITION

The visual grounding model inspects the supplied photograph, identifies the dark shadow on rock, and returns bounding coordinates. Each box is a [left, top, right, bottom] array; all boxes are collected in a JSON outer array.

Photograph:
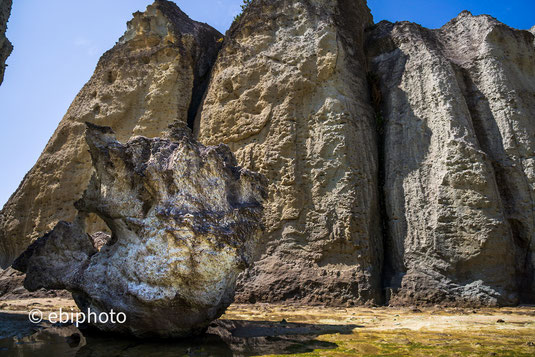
[[0, 313, 360, 356]]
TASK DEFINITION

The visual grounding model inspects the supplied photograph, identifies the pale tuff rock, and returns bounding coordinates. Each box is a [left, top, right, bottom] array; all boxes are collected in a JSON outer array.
[[0, 0, 12, 85], [197, 0, 383, 305], [13, 123, 266, 338], [367, 11, 535, 305], [0, 0, 222, 267]]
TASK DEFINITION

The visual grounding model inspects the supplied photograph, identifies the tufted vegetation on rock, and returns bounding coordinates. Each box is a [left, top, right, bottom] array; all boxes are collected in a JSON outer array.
[[233, 0, 253, 23]]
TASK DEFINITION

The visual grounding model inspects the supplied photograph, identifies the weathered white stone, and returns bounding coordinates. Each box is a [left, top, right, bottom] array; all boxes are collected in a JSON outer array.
[[13, 123, 266, 338]]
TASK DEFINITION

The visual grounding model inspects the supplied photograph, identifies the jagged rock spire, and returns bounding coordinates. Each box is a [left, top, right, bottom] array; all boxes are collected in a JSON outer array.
[[0, 1, 222, 267]]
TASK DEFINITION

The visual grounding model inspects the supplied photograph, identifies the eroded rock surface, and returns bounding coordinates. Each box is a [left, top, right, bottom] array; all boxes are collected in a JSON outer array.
[[367, 11, 535, 305], [197, 0, 383, 305], [0, 0, 222, 267], [3, 0, 534, 309], [13, 123, 266, 338], [0, 0, 12, 85], [0, 267, 70, 301]]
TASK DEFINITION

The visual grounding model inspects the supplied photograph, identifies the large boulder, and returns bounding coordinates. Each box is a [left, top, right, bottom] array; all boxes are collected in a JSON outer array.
[[0, 0, 12, 85], [0, 0, 222, 267], [13, 122, 266, 338], [196, 0, 383, 305], [367, 11, 535, 306]]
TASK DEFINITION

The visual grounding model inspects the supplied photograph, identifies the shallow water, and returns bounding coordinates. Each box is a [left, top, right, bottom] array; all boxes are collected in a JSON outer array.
[[0, 313, 355, 356], [1, 303, 535, 356]]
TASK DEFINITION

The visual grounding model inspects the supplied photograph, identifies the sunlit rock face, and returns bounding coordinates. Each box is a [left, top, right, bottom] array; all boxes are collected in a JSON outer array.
[[0, 0, 12, 85], [197, 0, 383, 306], [13, 123, 266, 338], [3, 0, 535, 310], [367, 11, 535, 306], [0, 0, 222, 268]]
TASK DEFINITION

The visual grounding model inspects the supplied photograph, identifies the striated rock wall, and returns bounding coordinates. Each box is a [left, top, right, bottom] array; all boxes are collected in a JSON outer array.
[[0, 0, 12, 85], [367, 11, 535, 305], [197, 0, 383, 305], [0, 0, 222, 267]]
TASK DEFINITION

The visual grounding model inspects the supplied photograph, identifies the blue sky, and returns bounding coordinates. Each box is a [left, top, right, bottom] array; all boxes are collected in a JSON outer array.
[[0, 0, 533, 207]]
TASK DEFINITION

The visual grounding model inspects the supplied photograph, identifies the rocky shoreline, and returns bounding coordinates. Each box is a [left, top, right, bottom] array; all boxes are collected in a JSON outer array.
[[1, 299, 534, 356]]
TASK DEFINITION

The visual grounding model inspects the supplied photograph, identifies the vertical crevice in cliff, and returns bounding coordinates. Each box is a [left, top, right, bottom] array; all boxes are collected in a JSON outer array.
[[187, 30, 223, 131], [187, 62, 216, 131], [367, 71, 391, 304]]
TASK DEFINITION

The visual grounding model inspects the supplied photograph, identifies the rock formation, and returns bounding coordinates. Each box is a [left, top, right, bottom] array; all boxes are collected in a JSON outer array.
[[13, 122, 266, 338], [0, 267, 70, 301], [0, 0, 222, 267], [0, 0, 12, 85], [367, 11, 535, 305], [196, 0, 383, 305], [2, 0, 534, 308]]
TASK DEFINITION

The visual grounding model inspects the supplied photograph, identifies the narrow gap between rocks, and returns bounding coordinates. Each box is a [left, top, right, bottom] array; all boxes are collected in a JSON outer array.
[[367, 71, 393, 305]]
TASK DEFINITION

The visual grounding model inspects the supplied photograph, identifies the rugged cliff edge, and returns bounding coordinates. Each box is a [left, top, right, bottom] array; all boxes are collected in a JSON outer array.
[[0, 0, 222, 267], [367, 11, 535, 305], [0, 0, 12, 85], [197, 0, 383, 305]]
